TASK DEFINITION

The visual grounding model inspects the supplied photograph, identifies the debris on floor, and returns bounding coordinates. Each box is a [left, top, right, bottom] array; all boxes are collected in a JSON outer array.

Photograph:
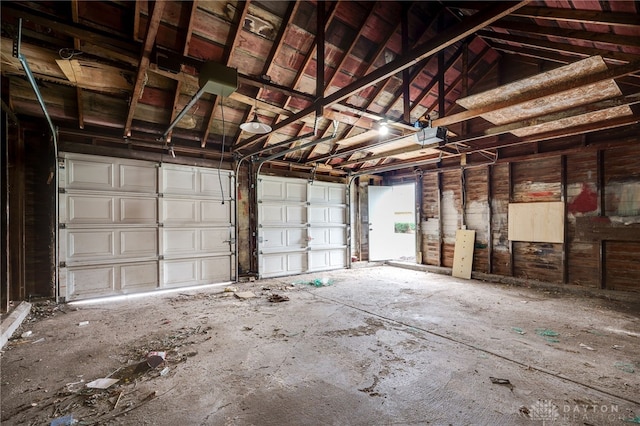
[[625, 415, 640, 424], [579, 343, 595, 351], [614, 362, 635, 373], [224, 286, 238, 293], [490, 377, 514, 391], [77, 321, 89, 327], [50, 414, 76, 426], [268, 294, 290, 303], [511, 327, 525, 335], [536, 328, 560, 342], [86, 378, 119, 389], [234, 291, 257, 299], [294, 277, 333, 287]]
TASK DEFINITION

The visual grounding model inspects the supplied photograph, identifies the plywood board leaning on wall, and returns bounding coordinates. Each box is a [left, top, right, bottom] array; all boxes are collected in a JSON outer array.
[[453, 229, 475, 279], [508, 202, 564, 243]]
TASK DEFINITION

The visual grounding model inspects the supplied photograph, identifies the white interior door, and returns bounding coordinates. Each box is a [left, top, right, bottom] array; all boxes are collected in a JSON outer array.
[[368, 186, 396, 261]]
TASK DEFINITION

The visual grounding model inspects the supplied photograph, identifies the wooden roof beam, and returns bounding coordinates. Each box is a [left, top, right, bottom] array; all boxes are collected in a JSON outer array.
[[123, 0, 165, 138]]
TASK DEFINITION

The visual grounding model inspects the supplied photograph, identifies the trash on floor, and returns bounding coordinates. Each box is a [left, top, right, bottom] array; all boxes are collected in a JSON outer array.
[[224, 286, 238, 293], [160, 367, 170, 376], [50, 414, 77, 426], [78, 321, 89, 327], [268, 294, 289, 303], [86, 378, 119, 389], [489, 377, 511, 385], [146, 351, 166, 368], [536, 328, 560, 342], [612, 345, 624, 350], [294, 277, 333, 287], [625, 415, 640, 424], [21, 331, 33, 338], [235, 291, 257, 299], [511, 327, 525, 335], [614, 362, 635, 373], [579, 343, 595, 351]]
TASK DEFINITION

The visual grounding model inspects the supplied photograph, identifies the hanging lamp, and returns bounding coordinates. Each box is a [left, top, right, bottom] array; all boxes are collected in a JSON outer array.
[[240, 98, 272, 134]]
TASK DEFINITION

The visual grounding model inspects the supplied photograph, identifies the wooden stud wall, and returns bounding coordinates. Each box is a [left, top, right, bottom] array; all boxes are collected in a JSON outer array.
[[419, 144, 640, 291]]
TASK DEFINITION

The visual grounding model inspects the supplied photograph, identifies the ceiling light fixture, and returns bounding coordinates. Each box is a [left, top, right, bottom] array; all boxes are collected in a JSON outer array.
[[378, 121, 389, 136], [240, 98, 272, 134]]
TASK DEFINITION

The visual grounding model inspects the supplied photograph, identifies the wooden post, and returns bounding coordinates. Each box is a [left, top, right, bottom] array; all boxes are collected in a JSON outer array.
[[508, 162, 514, 277], [597, 150, 606, 289], [437, 171, 443, 267], [561, 155, 568, 284], [487, 165, 493, 274]]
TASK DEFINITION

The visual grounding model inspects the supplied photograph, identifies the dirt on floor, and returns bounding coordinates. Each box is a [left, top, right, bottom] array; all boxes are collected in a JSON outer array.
[[1, 265, 639, 426]]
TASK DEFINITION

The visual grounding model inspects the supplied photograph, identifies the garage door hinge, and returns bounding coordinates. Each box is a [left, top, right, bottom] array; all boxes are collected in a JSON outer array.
[[158, 255, 164, 260], [59, 261, 66, 268], [59, 188, 66, 194], [59, 223, 66, 229], [158, 193, 164, 198], [158, 223, 164, 227], [58, 159, 65, 169]]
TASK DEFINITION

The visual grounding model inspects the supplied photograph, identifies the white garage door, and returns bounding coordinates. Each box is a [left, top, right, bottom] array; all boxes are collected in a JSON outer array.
[[258, 175, 348, 278], [58, 153, 235, 301]]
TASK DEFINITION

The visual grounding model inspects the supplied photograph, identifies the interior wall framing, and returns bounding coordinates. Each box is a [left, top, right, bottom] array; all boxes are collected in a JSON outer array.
[[418, 143, 640, 292]]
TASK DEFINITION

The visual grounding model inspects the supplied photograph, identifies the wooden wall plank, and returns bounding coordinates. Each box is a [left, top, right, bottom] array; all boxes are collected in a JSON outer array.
[[490, 163, 510, 276], [465, 167, 489, 273], [421, 172, 439, 265], [606, 241, 640, 292]]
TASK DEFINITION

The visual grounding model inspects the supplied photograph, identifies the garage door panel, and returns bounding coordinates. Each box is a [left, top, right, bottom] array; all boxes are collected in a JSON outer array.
[[67, 195, 114, 224], [200, 170, 231, 198], [308, 185, 346, 204], [162, 199, 198, 223], [309, 249, 347, 271], [261, 252, 307, 277], [308, 227, 346, 247], [163, 259, 198, 286], [309, 206, 346, 225], [119, 164, 157, 193], [120, 197, 157, 223], [258, 176, 347, 279], [121, 262, 158, 291], [68, 159, 114, 190], [259, 204, 306, 226], [61, 153, 235, 301], [68, 266, 115, 298], [201, 201, 232, 224], [201, 228, 232, 252], [202, 257, 232, 282], [261, 228, 306, 250], [162, 168, 197, 195], [68, 230, 114, 260], [120, 230, 157, 257], [163, 229, 197, 254]]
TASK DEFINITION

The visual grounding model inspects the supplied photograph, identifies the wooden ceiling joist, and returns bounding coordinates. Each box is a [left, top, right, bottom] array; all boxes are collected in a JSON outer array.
[[123, 0, 166, 138]]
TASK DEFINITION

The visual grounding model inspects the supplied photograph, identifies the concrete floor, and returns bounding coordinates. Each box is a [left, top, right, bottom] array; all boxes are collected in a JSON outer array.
[[1, 265, 639, 425]]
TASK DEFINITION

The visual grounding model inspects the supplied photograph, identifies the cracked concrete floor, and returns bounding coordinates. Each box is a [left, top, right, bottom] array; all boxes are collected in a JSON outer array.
[[1, 265, 639, 425]]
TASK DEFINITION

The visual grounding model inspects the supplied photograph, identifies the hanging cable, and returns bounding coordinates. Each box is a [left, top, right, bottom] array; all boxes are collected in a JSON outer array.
[[218, 99, 226, 205]]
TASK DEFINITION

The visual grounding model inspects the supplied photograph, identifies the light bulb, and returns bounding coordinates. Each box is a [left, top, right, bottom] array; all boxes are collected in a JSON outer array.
[[252, 122, 260, 129], [379, 123, 389, 135]]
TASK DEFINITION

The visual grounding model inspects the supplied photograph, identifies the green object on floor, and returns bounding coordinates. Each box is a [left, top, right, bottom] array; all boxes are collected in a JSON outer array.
[[625, 416, 640, 424], [614, 361, 635, 373], [535, 328, 559, 337], [511, 327, 525, 335], [294, 277, 333, 287]]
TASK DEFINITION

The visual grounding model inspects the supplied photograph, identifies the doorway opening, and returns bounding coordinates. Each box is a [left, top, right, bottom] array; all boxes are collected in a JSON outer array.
[[368, 183, 416, 262]]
